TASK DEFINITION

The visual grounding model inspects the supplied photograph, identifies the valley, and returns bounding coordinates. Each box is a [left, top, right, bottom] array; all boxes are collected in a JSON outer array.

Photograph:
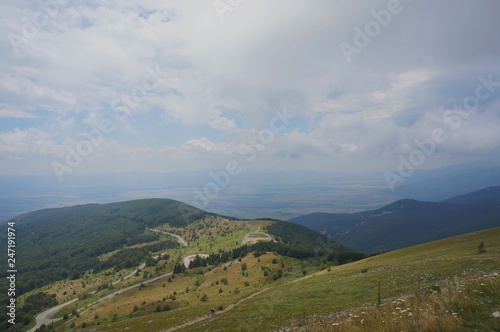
[[0, 188, 499, 332]]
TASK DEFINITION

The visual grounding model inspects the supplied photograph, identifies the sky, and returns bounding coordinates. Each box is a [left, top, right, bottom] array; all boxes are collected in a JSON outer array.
[[1, 0, 500, 182]]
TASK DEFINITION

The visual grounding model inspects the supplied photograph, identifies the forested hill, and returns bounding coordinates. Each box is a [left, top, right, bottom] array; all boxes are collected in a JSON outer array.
[[289, 186, 500, 254], [0, 199, 210, 294]]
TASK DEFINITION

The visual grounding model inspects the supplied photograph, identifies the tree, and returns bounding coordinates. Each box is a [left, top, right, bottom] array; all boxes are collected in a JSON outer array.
[[477, 241, 486, 254], [200, 293, 208, 302]]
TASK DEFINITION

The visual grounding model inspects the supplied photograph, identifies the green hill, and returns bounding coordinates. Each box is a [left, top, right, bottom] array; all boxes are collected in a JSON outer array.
[[289, 187, 500, 253], [52, 225, 499, 332], [0, 199, 209, 293], [0, 199, 358, 332]]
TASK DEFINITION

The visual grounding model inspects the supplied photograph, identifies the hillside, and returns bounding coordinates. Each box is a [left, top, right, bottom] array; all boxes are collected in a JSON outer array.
[[189, 226, 500, 331], [0, 200, 356, 332], [0, 199, 210, 294], [443, 185, 500, 205], [289, 186, 500, 253], [45, 226, 500, 332]]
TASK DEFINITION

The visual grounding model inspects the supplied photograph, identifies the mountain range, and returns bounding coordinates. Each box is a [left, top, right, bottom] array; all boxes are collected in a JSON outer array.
[[289, 186, 500, 253]]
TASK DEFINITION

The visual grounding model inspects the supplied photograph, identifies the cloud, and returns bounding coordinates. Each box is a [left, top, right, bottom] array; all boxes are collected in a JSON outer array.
[[208, 116, 237, 132], [0, 104, 38, 118], [0, 0, 499, 176], [0, 128, 60, 157]]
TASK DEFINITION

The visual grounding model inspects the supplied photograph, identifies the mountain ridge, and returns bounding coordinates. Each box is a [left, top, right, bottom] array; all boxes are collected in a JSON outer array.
[[289, 186, 500, 254]]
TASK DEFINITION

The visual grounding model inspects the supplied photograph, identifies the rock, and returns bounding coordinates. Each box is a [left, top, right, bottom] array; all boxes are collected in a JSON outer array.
[[492, 311, 500, 318]]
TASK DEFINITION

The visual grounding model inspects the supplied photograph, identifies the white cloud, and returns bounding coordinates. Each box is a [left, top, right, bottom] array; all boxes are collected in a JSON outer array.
[[0, 0, 499, 176], [0, 105, 38, 118]]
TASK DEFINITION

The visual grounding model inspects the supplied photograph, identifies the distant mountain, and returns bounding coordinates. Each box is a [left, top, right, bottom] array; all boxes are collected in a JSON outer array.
[[393, 166, 500, 201], [442, 185, 500, 205], [289, 187, 500, 254]]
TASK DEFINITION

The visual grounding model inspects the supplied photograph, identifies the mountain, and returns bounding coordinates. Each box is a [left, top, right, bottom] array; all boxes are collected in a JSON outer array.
[[289, 186, 500, 254], [392, 166, 500, 201], [442, 185, 500, 205], [0, 198, 359, 331], [1, 195, 497, 332], [0, 199, 210, 293], [0, 198, 353, 296]]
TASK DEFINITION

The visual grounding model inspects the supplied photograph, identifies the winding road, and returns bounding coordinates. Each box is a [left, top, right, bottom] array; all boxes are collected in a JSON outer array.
[[147, 228, 189, 246], [28, 270, 175, 332], [241, 229, 275, 245], [28, 226, 275, 332], [28, 231, 190, 332]]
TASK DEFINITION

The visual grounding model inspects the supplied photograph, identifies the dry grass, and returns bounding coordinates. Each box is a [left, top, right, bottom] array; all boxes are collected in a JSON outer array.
[[290, 272, 500, 331], [56, 252, 303, 331]]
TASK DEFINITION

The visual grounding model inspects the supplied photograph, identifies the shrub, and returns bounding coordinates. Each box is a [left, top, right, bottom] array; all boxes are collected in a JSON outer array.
[[477, 241, 486, 254]]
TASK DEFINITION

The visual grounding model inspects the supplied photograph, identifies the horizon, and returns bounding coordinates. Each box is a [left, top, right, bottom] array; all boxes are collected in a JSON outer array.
[[2, 165, 500, 224]]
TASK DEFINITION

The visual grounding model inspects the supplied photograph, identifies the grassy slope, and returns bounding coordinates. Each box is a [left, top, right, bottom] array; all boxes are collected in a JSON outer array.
[[184, 226, 500, 331], [41, 217, 351, 332], [50, 219, 318, 331], [22, 210, 500, 331]]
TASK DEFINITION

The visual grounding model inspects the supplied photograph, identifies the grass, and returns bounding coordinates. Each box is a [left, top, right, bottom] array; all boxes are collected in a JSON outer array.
[[247, 233, 270, 238], [38, 223, 500, 332], [55, 252, 305, 331], [42, 217, 301, 328], [296, 272, 500, 331], [183, 226, 500, 331]]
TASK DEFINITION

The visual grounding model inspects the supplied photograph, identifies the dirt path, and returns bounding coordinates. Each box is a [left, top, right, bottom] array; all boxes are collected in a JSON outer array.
[[241, 231, 275, 245], [148, 228, 188, 246], [160, 287, 272, 332], [28, 226, 270, 331]]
